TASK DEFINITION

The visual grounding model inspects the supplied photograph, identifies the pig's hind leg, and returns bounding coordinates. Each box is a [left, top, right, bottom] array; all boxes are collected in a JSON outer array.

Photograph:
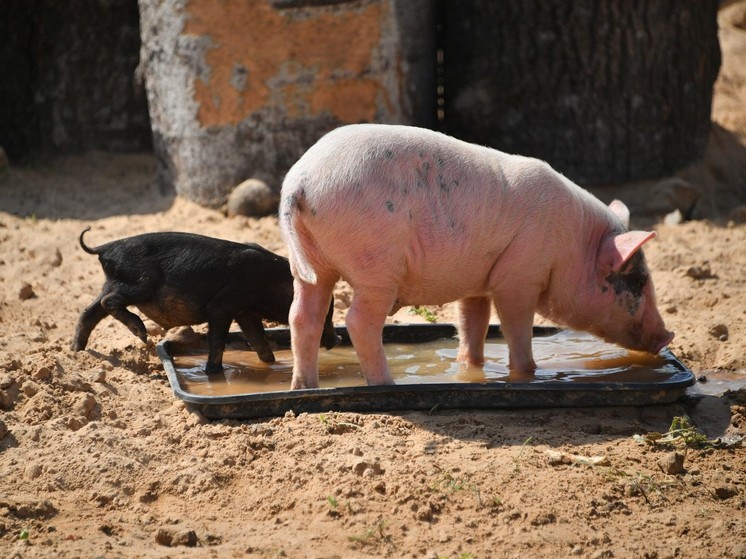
[[345, 286, 396, 386], [235, 313, 275, 363], [289, 277, 337, 389], [72, 290, 111, 351], [100, 290, 148, 343]]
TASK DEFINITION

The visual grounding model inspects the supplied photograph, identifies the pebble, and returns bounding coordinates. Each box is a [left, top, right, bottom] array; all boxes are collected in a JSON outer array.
[[708, 323, 729, 342], [352, 460, 383, 476], [34, 366, 52, 381], [21, 380, 40, 397], [25, 464, 43, 480], [659, 451, 686, 475], [19, 283, 36, 300], [685, 264, 717, 280], [155, 528, 198, 547], [226, 178, 279, 217], [91, 368, 106, 383]]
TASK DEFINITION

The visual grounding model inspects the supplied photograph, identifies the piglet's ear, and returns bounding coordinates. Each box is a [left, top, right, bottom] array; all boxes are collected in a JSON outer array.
[[599, 231, 657, 274], [608, 199, 630, 228]]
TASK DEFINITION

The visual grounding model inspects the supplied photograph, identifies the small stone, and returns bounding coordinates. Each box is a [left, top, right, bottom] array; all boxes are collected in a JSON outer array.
[[19, 283, 36, 300], [352, 460, 383, 476], [685, 264, 717, 280], [714, 484, 738, 500], [0, 419, 8, 439], [155, 528, 173, 546], [74, 394, 97, 418], [171, 529, 198, 547], [25, 464, 43, 480], [226, 178, 279, 217], [659, 451, 686, 475], [34, 366, 52, 381], [21, 381, 40, 397], [65, 417, 86, 431], [91, 369, 106, 383], [708, 324, 728, 342]]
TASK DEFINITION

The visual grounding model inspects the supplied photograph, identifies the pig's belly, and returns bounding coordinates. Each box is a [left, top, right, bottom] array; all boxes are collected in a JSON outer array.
[[136, 292, 204, 329], [394, 268, 490, 306]]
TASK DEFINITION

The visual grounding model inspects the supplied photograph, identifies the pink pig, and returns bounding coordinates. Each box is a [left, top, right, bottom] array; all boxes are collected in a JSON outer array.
[[280, 124, 674, 389]]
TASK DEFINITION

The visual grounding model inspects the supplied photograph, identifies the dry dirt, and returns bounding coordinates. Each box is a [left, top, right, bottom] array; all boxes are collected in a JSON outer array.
[[2, 5, 746, 559]]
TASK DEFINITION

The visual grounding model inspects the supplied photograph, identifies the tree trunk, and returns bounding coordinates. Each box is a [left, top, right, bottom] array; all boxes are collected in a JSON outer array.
[[441, 0, 721, 184], [0, 0, 151, 161], [139, 0, 436, 207]]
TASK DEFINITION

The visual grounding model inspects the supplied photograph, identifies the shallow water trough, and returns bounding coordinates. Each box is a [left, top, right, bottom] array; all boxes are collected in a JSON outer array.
[[157, 324, 695, 420]]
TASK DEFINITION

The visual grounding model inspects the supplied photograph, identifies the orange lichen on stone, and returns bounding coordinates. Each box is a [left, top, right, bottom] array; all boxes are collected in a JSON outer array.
[[184, 0, 387, 126]]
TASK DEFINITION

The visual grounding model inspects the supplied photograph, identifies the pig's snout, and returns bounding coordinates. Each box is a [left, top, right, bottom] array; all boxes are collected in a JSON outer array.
[[649, 329, 675, 354]]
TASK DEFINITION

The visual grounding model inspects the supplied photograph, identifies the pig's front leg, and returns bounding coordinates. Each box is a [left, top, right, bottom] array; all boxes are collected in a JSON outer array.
[[205, 315, 232, 374], [345, 286, 396, 386], [494, 295, 537, 374], [456, 296, 491, 365], [289, 278, 336, 389], [235, 313, 275, 363]]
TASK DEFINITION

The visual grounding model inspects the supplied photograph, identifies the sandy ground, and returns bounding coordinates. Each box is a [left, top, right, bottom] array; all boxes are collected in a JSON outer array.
[[2, 5, 746, 559]]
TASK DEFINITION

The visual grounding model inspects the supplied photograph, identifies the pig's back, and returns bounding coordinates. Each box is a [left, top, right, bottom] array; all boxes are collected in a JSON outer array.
[[281, 124, 604, 304]]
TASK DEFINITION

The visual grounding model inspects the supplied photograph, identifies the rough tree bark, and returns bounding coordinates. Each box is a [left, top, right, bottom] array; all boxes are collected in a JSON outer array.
[[139, 0, 436, 207], [0, 0, 151, 160], [441, 0, 721, 184]]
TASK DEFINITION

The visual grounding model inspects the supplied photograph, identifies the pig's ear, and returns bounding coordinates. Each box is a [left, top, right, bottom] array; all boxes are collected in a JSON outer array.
[[608, 199, 630, 228], [599, 231, 657, 274]]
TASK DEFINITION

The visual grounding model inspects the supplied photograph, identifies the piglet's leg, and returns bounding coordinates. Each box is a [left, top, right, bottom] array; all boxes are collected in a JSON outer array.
[[456, 296, 491, 365], [235, 313, 275, 363], [289, 277, 336, 389], [345, 287, 396, 386], [72, 291, 110, 351], [100, 292, 148, 343], [494, 295, 537, 375], [205, 315, 232, 374]]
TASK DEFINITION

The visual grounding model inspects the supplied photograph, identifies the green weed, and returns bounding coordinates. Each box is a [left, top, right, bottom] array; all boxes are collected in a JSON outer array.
[[634, 415, 722, 449], [408, 306, 438, 323]]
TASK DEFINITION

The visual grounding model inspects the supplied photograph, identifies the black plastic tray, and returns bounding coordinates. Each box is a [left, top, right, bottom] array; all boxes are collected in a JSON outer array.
[[157, 324, 695, 419]]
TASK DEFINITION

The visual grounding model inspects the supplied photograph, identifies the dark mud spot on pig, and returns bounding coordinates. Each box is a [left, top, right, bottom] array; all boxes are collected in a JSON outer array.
[[385, 200, 395, 213], [605, 251, 649, 315]]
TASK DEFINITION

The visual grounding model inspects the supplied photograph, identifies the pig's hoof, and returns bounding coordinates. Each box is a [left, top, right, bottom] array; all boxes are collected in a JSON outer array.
[[322, 336, 342, 350], [290, 377, 318, 390], [204, 364, 224, 375], [257, 351, 276, 363]]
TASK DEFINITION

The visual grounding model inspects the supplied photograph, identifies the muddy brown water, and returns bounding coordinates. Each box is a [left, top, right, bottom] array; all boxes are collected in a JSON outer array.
[[173, 330, 686, 397]]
